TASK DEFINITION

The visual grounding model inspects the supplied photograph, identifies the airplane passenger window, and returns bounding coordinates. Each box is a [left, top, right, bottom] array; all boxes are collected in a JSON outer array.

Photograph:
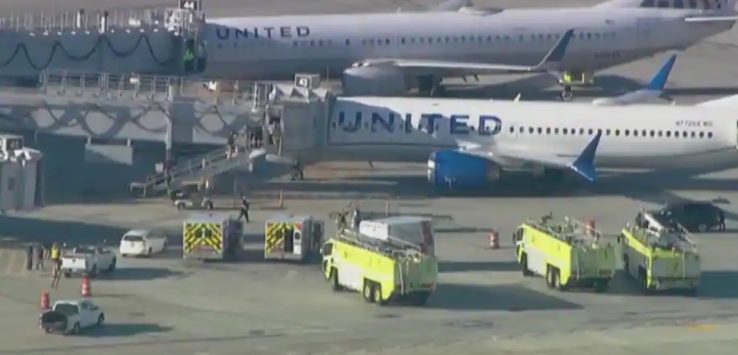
[[691, 131, 696, 138], [615, 129, 620, 136], [428, 38, 433, 44], [634, 130, 639, 137], [419, 38, 424, 44], [411, 38, 416, 43], [461, 36, 466, 42], [588, 128, 594, 135], [689, 0, 697, 7], [702, 0, 711, 8], [606, 129, 611, 135], [579, 33, 585, 40], [594, 33, 601, 40], [699, 132, 705, 138], [658, 131, 663, 137], [478, 36, 484, 42], [518, 35, 524, 42], [538, 34, 544, 40], [642, 129, 647, 136], [666, 131, 672, 137], [505, 36, 511, 41], [519, 126, 525, 133], [658, 0, 669, 7], [318, 40, 324, 46], [530, 34, 536, 41], [674, 0, 685, 7], [674, 131, 680, 137], [586, 33, 592, 40], [400, 38, 405, 44], [293, 41, 298, 47], [529, 127, 534, 134], [579, 128, 585, 135], [385, 39, 390, 45], [554, 128, 560, 134], [486, 35, 492, 42], [597, 129, 603, 135], [683, 130, 688, 137], [548, 34, 553, 41], [537, 127, 543, 134], [509, 126, 515, 133], [563, 128, 569, 134], [625, 129, 630, 136], [310, 40, 315, 46], [708, 132, 713, 138], [496, 35, 502, 41], [650, 130, 655, 137], [641, 0, 655, 6], [446, 36, 451, 43]]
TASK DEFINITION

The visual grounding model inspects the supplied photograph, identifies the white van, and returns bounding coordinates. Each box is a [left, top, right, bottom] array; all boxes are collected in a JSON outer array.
[[119, 229, 168, 257]]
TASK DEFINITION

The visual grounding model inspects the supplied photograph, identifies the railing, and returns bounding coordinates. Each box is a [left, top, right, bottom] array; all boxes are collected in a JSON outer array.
[[0, 8, 171, 32], [37, 70, 275, 107]]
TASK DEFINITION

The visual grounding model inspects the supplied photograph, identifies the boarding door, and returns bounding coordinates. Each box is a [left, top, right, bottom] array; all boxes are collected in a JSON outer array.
[[292, 224, 302, 256]]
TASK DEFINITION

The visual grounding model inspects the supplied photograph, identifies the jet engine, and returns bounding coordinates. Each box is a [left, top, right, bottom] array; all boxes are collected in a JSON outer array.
[[427, 150, 502, 189], [341, 66, 409, 96]]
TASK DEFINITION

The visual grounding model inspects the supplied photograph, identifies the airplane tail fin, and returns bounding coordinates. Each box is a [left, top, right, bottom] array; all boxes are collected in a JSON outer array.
[[533, 29, 575, 70], [646, 54, 677, 92], [568, 130, 602, 183]]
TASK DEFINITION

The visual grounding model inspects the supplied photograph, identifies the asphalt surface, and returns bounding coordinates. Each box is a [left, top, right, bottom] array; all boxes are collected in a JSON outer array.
[[2, 0, 738, 354]]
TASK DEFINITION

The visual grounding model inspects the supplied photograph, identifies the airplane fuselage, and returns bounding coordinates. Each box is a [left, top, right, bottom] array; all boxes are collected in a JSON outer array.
[[319, 97, 738, 171], [202, 7, 732, 79]]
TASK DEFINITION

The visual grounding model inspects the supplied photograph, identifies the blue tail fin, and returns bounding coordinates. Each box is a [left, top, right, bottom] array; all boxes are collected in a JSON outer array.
[[568, 131, 602, 183], [646, 54, 677, 92]]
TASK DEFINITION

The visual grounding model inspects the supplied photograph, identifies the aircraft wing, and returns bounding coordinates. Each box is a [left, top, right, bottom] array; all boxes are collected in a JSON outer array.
[[685, 15, 738, 22], [357, 29, 574, 77], [459, 130, 603, 182]]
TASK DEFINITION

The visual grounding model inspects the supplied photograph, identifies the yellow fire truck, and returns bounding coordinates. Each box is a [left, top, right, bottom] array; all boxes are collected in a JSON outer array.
[[320, 228, 438, 306], [514, 214, 616, 292], [621, 210, 701, 295], [182, 212, 242, 261], [264, 214, 324, 263]]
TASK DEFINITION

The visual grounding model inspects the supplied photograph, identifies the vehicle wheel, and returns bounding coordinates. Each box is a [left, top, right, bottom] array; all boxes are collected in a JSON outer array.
[[412, 291, 431, 306], [176, 202, 185, 210], [108, 258, 117, 272], [697, 223, 709, 232], [560, 88, 574, 101], [63, 272, 71, 279], [330, 268, 341, 292], [362, 281, 374, 303], [545, 266, 555, 289], [97, 314, 105, 326], [594, 280, 609, 293], [72, 322, 80, 335], [521, 254, 533, 277], [373, 284, 386, 306], [638, 269, 650, 295]]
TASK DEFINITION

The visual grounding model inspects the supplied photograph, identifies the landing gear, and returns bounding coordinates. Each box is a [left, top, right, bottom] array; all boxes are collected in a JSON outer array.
[[417, 75, 444, 97], [560, 85, 573, 101]]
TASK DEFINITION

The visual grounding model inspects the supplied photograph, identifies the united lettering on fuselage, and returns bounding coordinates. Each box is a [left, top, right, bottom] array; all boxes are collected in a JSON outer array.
[[215, 26, 311, 40], [336, 111, 503, 136]]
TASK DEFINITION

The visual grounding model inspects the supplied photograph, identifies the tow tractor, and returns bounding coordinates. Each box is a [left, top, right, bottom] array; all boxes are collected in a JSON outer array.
[[621, 210, 701, 295], [514, 214, 616, 292]]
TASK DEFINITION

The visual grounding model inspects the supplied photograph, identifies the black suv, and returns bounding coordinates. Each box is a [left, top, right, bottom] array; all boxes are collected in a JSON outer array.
[[659, 201, 724, 232]]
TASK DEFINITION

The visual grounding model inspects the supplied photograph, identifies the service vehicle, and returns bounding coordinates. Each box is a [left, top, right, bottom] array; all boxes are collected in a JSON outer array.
[[621, 210, 701, 294], [183, 212, 242, 261], [264, 214, 324, 263], [39, 299, 105, 335], [359, 216, 435, 255], [320, 227, 438, 306], [659, 201, 724, 232], [61, 245, 117, 278], [119, 229, 168, 257], [514, 214, 616, 292]]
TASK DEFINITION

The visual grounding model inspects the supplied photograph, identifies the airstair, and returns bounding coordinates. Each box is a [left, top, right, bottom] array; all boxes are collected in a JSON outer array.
[[130, 146, 267, 197]]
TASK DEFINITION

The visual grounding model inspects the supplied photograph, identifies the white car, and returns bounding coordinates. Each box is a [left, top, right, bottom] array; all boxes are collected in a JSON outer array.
[[39, 299, 105, 335], [119, 229, 168, 257], [61, 246, 117, 278]]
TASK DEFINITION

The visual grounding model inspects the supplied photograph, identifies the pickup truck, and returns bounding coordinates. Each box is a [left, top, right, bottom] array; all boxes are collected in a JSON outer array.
[[61, 246, 117, 278], [39, 299, 105, 335]]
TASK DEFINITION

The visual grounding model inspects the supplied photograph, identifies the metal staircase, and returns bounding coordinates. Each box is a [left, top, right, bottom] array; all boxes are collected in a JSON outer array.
[[130, 146, 267, 197]]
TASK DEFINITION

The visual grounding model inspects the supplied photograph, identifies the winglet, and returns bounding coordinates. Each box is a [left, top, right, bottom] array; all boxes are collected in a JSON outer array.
[[534, 29, 575, 70], [568, 130, 602, 183], [647, 54, 676, 91]]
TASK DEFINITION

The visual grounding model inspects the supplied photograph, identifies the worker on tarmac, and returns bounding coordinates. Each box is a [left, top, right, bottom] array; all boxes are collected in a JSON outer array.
[[50, 258, 62, 289], [291, 158, 304, 181], [351, 208, 362, 230], [50, 243, 60, 262], [238, 195, 250, 223]]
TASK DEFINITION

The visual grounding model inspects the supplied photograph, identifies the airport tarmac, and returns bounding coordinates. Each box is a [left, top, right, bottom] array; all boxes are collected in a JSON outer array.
[[1, 0, 738, 354], [2, 162, 738, 355]]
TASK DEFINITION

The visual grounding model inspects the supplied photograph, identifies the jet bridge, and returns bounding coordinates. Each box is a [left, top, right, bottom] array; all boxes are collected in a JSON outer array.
[[0, 3, 206, 78]]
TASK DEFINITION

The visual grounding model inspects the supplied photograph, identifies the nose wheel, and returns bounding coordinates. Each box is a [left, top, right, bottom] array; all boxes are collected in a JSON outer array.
[[560, 85, 574, 101]]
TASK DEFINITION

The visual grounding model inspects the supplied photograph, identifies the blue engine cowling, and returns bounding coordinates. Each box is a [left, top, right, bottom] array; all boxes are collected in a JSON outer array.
[[427, 150, 501, 189]]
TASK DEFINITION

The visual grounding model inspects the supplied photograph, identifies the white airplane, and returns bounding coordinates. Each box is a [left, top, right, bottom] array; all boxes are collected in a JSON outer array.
[[274, 85, 738, 190], [199, 0, 738, 100], [591, 54, 677, 105]]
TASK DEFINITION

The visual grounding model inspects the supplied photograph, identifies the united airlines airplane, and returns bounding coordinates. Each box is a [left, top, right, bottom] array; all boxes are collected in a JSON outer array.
[[196, 0, 737, 100]]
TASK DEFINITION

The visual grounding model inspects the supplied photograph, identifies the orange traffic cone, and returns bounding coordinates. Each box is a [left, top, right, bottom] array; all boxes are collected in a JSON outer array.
[[40, 291, 50, 310], [81, 276, 91, 297]]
